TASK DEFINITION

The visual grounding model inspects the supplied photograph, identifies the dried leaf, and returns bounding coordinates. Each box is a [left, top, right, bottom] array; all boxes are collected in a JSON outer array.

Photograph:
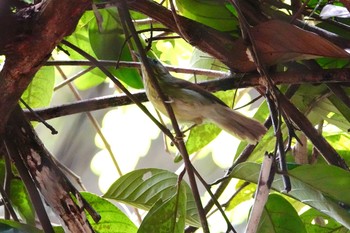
[[250, 20, 350, 66]]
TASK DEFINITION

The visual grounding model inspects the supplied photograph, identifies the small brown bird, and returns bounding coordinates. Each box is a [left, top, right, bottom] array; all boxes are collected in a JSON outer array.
[[137, 54, 267, 144]]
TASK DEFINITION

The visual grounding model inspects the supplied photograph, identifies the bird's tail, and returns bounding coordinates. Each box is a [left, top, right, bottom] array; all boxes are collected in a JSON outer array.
[[206, 104, 267, 144]]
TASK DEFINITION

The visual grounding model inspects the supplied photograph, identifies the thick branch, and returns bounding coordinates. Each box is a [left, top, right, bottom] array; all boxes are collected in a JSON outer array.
[[5, 106, 98, 232], [25, 68, 350, 120], [0, 0, 90, 134]]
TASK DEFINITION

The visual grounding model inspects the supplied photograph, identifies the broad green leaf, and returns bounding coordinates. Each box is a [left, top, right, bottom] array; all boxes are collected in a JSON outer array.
[[325, 133, 350, 164], [65, 10, 96, 59], [138, 181, 186, 233], [231, 162, 350, 229], [290, 84, 328, 122], [176, 0, 239, 33], [10, 179, 35, 225], [0, 159, 5, 186], [0, 159, 35, 225], [89, 8, 143, 89], [186, 123, 221, 155], [226, 181, 255, 211], [313, 97, 350, 132], [63, 10, 106, 90], [301, 208, 350, 233], [328, 94, 350, 124], [288, 84, 349, 133], [233, 84, 348, 164], [53, 227, 65, 233], [81, 192, 138, 233], [0, 219, 42, 233], [257, 194, 307, 233], [21, 66, 55, 109], [103, 168, 200, 227], [288, 164, 350, 206], [0, 160, 34, 224], [316, 57, 350, 69]]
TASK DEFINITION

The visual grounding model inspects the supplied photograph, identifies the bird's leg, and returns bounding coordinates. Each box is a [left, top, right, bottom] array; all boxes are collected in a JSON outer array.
[[173, 124, 198, 143]]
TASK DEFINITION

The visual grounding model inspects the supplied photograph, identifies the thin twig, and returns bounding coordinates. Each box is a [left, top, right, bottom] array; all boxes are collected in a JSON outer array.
[[230, 0, 292, 191], [45, 60, 228, 78], [192, 167, 237, 233], [24, 68, 350, 121], [0, 185, 19, 222], [117, 1, 209, 231], [60, 40, 173, 139], [54, 66, 95, 91], [20, 99, 58, 135], [55, 65, 124, 177]]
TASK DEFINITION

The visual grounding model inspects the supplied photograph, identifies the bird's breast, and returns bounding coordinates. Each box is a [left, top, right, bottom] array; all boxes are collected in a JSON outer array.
[[146, 89, 204, 124]]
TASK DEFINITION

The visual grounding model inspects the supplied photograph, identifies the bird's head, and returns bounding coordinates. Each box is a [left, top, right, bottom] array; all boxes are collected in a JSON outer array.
[[133, 51, 170, 81]]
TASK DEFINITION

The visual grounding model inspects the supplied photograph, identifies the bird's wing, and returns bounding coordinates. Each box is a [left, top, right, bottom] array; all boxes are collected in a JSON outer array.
[[164, 77, 229, 107]]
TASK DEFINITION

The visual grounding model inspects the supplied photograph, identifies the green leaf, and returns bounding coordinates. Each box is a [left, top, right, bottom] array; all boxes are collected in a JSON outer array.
[[257, 194, 307, 233], [138, 181, 186, 233], [89, 9, 143, 89], [226, 181, 255, 211], [0, 160, 34, 225], [64, 10, 96, 59], [21, 66, 55, 109], [325, 133, 350, 165], [290, 84, 328, 115], [10, 179, 35, 225], [312, 97, 350, 132], [0, 219, 42, 233], [175, 0, 239, 33], [53, 226, 65, 233], [230, 162, 350, 229], [328, 90, 350, 126], [0, 159, 5, 186], [186, 123, 221, 155], [81, 192, 138, 233], [301, 208, 350, 233], [63, 11, 106, 90], [103, 168, 200, 227], [288, 164, 350, 206]]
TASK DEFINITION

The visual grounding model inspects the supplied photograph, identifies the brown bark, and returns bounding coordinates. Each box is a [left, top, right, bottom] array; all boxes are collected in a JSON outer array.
[[0, 0, 91, 134], [0, 0, 97, 232], [4, 106, 99, 232]]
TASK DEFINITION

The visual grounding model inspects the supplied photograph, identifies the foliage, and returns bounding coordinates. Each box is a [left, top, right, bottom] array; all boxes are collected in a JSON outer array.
[[1, 0, 350, 232]]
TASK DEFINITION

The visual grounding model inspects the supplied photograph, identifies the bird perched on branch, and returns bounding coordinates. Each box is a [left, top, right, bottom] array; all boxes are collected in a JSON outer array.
[[135, 53, 267, 144]]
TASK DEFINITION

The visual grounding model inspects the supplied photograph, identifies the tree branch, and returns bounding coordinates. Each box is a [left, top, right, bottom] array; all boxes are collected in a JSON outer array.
[[25, 68, 350, 121], [4, 106, 99, 232], [0, 0, 90, 134], [45, 60, 228, 78]]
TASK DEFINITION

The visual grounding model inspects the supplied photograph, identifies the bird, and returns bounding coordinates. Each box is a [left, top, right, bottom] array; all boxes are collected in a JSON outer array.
[[135, 53, 267, 144]]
